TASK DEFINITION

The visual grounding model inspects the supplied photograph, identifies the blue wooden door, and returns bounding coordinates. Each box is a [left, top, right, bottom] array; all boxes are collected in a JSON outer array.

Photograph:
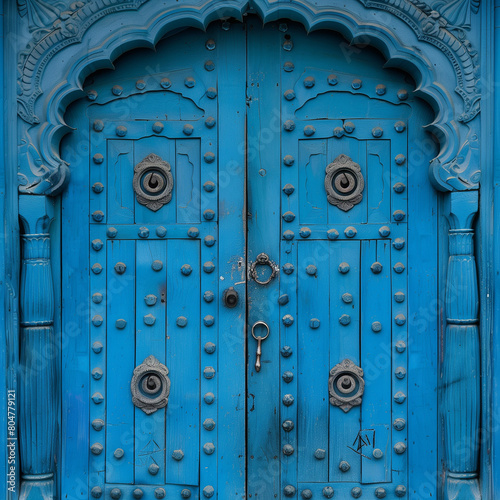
[[61, 17, 437, 500]]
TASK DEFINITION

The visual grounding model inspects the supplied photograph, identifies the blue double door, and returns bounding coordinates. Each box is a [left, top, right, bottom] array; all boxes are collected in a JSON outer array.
[[63, 17, 437, 500]]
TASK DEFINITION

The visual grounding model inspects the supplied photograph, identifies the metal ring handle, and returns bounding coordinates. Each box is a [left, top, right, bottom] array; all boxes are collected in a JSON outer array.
[[251, 321, 270, 341], [249, 253, 278, 285]]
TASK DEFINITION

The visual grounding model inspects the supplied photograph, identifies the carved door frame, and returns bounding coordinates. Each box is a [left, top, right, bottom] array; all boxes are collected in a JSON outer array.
[[1, 1, 494, 499]]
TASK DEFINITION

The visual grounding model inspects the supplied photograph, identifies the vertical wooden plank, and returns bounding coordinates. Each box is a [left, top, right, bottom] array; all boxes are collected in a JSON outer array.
[[107, 139, 135, 224], [297, 241, 329, 483], [135, 137, 176, 225], [247, 19, 282, 499], [176, 139, 201, 223], [329, 240, 361, 482], [165, 239, 200, 486], [360, 240, 392, 484], [217, 22, 246, 499], [298, 138, 328, 224], [367, 140, 390, 223], [106, 239, 135, 483], [134, 240, 167, 484]]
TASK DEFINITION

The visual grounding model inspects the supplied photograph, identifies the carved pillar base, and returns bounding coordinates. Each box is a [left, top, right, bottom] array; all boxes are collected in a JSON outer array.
[[18, 195, 56, 500], [445, 475, 481, 500]]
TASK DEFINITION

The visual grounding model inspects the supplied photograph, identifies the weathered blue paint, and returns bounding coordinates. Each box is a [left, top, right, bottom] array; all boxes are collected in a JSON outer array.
[[1, 2, 496, 500]]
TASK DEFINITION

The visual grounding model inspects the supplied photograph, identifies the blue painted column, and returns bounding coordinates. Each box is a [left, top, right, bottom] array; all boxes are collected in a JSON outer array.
[[18, 195, 56, 500], [444, 190, 481, 500]]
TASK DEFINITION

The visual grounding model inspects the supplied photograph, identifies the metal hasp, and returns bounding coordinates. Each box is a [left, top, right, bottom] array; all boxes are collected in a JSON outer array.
[[131, 355, 171, 415], [249, 253, 279, 285], [133, 153, 173, 211], [325, 154, 365, 211], [329, 359, 365, 413]]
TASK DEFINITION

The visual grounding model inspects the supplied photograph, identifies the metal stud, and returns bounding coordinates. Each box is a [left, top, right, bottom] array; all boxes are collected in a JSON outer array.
[[301, 490, 312, 499], [181, 264, 192, 276], [92, 239, 103, 251], [283, 394, 295, 406], [144, 294, 157, 306], [310, 318, 320, 329], [304, 125, 316, 136], [395, 485, 407, 497], [176, 316, 187, 327], [279, 23, 288, 32], [172, 449, 184, 461], [394, 391, 407, 403], [284, 89, 295, 101], [136, 79, 146, 90], [112, 85, 123, 96], [306, 264, 317, 275], [114, 448, 124, 459], [90, 486, 102, 498], [283, 183, 295, 195], [204, 291, 214, 302], [279, 294, 290, 305], [282, 211, 295, 222], [284, 485, 296, 497], [206, 39, 216, 50], [283, 314, 294, 326], [93, 120, 104, 132], [397, 89, 409, 101], [204, 235, 215, 247], [110, 489, 121, 500], [283, 61, 295, 72], [206, 87, 217, 99], [351, 487, 362, 498], [327, 228, 339, 240], [203, 315, 215, 327], [328, 74, 338, 85], [204, 152, 215, 163], [116, 319, 127, 329], [204, 181, 216, 192], [344, 226, 357, 238], [282, 371, 294, 383], [352, 79, 362, 89], [344, 121, 355, 133], [204, 60, 215, 71], [92, 342, 103, 354], [394, 292, 405, 303], [283, 444, 294, 456], [203, 261, 215, 273], [393, 182, 406, 194], [283, 155, 295, 166], [376, 84, 386, 95], [154, 488, 166, 499], [281, 345, 293, 357], [144, 314, 156, 326], [283, 120, 295, 131], [304, 76, 315, 88], [204, 342, 216, 354], [372, 126, 383, 138], [394, 442, 407, 454], [93, 153, 104, 164], [138, 227, 149, 238], [333, 126, 344, 138], [395, 314, 406, 325], [181, 489, 191, 499], [394, 418, 406, 430], [92, 315, 103, 327], [338, 262, 350, 274], [92, 183, 104, 194], [184, 77, 196, 88], [133, 489, 144, 500], [160, 78, 171, 89], [204, 392, 215, 404], [152, 122, 164, 133], [204, 366, 216, 379], [205, 116, 216, 128], [323, 486, 334, 498], [114, 262, 126, 274], [282, 420, 294, 432], [339, 314, 351, 326], [371, 262, 383, 274], [148, 463, 160, 475], [203, 486, 214, 498], [342, 293, 353, 304], [152, 260, 163, 272], [116, 125, 127, 137], [183, 124, 194, 136], [395, 367, 406, 379], [375, 487, 387, 498], [394, 262, 405, 274], [92, 293, 103, 304], [92, 368, 103, 380], [394, 121, 406, 133], [379, 226, 390, 237], [339, 460, 351, 472], [393, 238, 405, 251], [373, 448, 383, 459], [283, 39, 293, 51], [107, 227, 118, 238], [87, 90, 98, 101], [395, 154, 406, 165], [372, 321, 382, 333], [186, 227, 199, 239], [91, 442, 103, 455], [299, 227, 311, 238], [204, 209, 215, 221], [396, 341, 406, 353], [283, 263, 294, 275], [203, 418, 216, 430], [283, 230, 295, 240], [91, 263, 103, 274], [315, 448, 326, 460]]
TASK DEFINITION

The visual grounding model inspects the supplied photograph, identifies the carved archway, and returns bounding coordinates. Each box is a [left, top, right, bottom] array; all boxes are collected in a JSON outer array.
[[15, 2, 482, 500]]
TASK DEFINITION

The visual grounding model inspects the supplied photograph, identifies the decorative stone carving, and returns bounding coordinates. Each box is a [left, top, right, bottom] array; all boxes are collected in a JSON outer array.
[[131, 355, 170, 415], [133, 154, 173, 212], [324, 154, 364, 212], [329, 359, 365, 413]]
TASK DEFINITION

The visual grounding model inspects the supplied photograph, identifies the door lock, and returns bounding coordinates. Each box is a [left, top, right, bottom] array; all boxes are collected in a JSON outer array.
[[223, 287, 239, 308]]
